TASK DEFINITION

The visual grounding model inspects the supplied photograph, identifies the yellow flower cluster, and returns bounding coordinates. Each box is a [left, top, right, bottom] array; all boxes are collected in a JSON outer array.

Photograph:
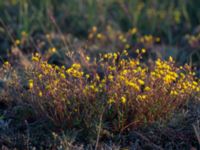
[[151, 58, 178, 84], [22, 51, 200, 131], [66, 63, 83, 78], [32, 53, 40, 62]]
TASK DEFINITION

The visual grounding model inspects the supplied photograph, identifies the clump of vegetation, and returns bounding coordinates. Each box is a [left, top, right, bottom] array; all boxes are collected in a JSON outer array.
[[1, 50, 199, 142]]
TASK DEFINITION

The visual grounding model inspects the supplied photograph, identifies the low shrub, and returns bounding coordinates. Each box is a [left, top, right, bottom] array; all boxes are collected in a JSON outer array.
[[1, 49, 199, 137]]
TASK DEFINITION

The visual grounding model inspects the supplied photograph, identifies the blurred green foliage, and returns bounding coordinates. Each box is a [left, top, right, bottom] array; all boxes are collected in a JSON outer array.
[[0, 0, 199, 67], [0, 0, 199, 40]]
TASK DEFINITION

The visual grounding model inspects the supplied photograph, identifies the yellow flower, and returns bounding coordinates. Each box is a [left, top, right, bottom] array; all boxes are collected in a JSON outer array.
[[180, 73, 185, 78], [45, 85, 50, 90], [141, 48, 146, 53], [126, 81, 140, 91], [4, 61, 9, 65], [86, 56, 90, 61], [192, 81, 198, 86], [90, 85, 99, 92], [51, 47, 57, 53], [38, 74, 43, 80], [123, 50, 128, 56], [29, 79, 34, 89], [136, 95, 147, 101], [60, 73, 66, 79], [138, 79, 145, 85], [92, 26, 97, 33], [141, 95, 147, 99], [95, 74, 100, 80], [121, 96, 126, 104], [130, 27, 137, 35], [108, 98, 115, 104], [125, 44, 130, 49], [32, 54, 40, 62], [46, 34, 51, 39], [21, 31, 27, 36], [137, 95, 147, 101], [108, 75, 114, 81], [169, 56, 173, 62], [72, 63, 81, 69], [108, 66, 116, 71], [39, 91, 43, 97], [15, 39, 20, 45], [66, 63, 83, 78], [155, 37, 160, 42], [119, 35, 124, 40], [144, 86, 151, 91], [86, 74, 90, 79], [113, 53, 118, 60], [121, 38, 127, 43], [170, 90, 178, 95], [97, 33, 103, 39]]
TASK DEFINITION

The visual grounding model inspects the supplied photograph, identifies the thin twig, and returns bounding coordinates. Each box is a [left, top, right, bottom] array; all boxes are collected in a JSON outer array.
[[193, 121, 200, 145], [95, 110, 104, 150]]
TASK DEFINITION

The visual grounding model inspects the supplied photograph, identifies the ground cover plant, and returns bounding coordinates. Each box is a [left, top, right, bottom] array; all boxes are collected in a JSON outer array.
[[0, 0, 200, 149]]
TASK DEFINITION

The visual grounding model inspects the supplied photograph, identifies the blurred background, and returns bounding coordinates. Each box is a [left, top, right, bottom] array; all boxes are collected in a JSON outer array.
[[0, 0, 199, 69]]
